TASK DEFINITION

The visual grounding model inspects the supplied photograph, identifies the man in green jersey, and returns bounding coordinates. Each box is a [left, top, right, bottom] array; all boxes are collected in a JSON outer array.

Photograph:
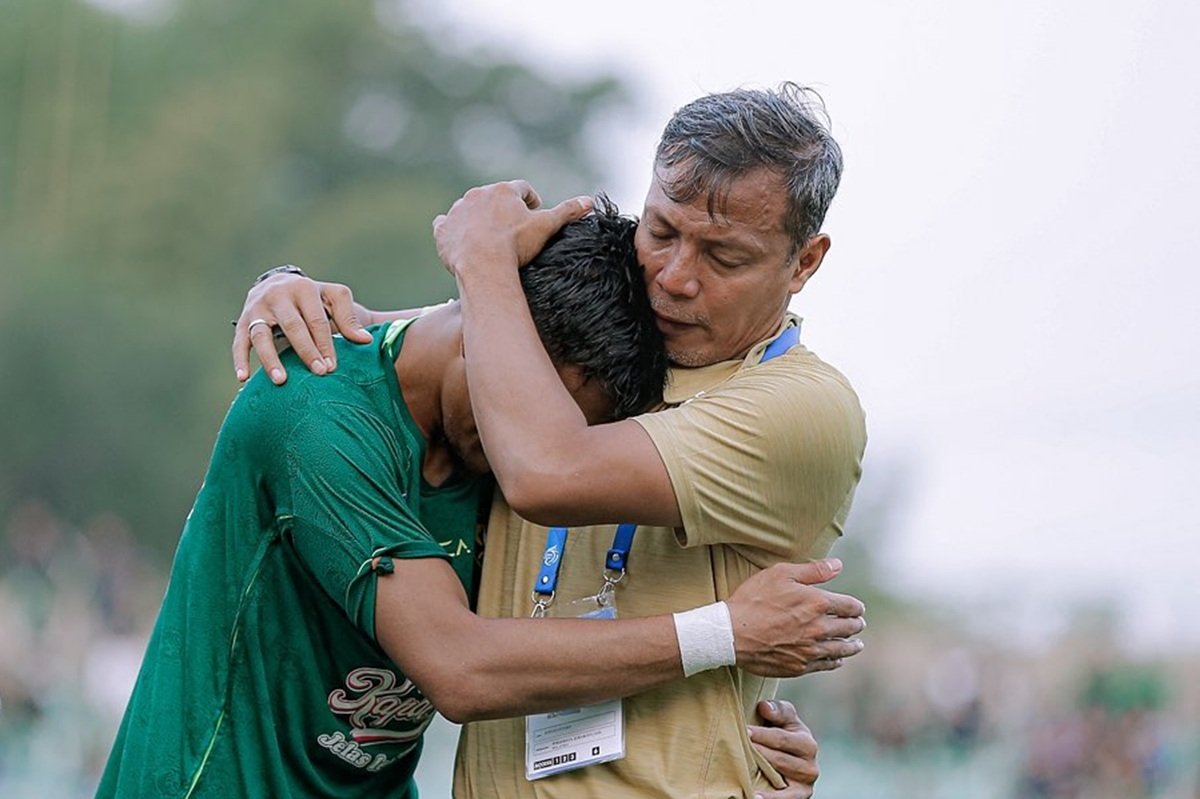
[[101, 199, 865, 798]]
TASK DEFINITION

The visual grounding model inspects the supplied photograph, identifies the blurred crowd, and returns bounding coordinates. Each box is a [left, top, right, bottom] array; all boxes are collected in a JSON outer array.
[[2, 501, 1198, 798], [781, 618, 1200, 799], [0, 500, 163, 796]]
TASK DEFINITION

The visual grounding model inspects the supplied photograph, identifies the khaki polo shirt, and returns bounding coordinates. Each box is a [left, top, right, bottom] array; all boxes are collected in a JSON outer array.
[[454, 318, 866, 798]]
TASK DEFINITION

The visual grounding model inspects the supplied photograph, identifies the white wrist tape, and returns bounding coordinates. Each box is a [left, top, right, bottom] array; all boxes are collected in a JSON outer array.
[[673, 601, 737, 677]]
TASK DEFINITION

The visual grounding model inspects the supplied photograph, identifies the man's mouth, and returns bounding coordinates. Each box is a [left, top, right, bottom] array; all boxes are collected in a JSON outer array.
[[652, 305, 704, 332], [653, 312, 694, 334]]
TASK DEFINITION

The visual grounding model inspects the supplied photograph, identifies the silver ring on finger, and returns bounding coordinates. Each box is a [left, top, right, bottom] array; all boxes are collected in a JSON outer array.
[[247, 318, 273, 335]]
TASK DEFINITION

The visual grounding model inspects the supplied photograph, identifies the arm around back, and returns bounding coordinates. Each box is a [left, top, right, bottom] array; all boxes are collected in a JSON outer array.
[[373, 555, 680, 723], [373, 556, 867, 723]]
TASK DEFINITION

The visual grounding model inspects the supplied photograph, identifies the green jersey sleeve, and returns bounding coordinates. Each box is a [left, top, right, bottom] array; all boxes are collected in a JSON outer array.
[[280, 399, 447, 641]]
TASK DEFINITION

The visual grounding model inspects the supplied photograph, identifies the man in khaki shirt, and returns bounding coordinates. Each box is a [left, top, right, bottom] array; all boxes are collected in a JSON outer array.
[[237, 83, 865, 798], [433, 83, 864, 799], [447, 328, 863, 799]]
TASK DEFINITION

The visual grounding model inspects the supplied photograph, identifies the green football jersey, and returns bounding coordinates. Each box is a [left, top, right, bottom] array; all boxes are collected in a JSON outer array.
[[99, 321, 488, 798]]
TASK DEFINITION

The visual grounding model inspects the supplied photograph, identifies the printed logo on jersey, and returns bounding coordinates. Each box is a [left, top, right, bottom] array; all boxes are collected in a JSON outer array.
[[438, 537, 471, 557], [317, 667, 435, 772]]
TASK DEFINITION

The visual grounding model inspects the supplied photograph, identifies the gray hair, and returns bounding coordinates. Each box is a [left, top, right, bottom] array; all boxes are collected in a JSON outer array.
[[654, 82, 844, 251]]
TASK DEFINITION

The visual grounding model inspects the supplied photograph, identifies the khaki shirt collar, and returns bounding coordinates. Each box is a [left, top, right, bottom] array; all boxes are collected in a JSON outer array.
[[661, 314, 803, 406]]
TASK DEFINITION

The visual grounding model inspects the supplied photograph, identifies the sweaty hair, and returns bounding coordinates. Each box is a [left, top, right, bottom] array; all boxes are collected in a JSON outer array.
[[654, 82, 843, 250], [520, 195, 668, 419]]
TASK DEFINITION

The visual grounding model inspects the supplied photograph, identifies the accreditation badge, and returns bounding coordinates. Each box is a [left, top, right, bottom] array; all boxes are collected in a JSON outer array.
[[524, 595, 625, 780]]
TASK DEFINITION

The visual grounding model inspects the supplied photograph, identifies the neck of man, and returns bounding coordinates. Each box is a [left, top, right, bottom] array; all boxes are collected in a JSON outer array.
[[393, 303, 466, 487]]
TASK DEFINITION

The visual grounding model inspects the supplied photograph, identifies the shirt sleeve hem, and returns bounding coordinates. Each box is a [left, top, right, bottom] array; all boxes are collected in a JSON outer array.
[[631, 414, 702, 548]]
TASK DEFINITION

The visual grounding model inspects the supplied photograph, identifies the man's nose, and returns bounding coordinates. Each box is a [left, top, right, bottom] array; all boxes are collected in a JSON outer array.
[[655, 248, 701, 299]]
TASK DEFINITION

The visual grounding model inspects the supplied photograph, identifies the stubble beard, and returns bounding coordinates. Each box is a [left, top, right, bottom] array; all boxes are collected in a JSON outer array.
[[665, 344, 714, 368], [650, 297, 715, 368]]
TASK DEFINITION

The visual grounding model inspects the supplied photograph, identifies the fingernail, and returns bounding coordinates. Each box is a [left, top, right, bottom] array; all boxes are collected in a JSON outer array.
[[311, 359, 327, 375], [825, 557, 843, 572], [325, 358, 336, 371], [236, 368, 247, 381], [746, 726, 756, 740], [765, 700, 779, 713], [271, 368, 284, 383]]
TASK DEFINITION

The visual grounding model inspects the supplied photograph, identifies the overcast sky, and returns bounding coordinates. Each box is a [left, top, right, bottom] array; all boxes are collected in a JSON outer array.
[[409, 0, 1200, 650]]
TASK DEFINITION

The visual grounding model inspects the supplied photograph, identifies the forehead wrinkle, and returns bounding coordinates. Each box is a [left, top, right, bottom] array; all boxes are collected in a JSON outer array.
[[651, 165, 789, 253]]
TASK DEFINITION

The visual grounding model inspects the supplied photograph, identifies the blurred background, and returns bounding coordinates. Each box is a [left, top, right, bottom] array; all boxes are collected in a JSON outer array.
[[1, 0, 1197, 796]]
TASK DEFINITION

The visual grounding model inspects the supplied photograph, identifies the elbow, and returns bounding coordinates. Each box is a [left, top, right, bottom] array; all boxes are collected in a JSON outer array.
[[489, 434, 597, 525], [417, 636, 505, 724], [498, 469, 573, 527], [422, 669, 493, 724], [428, 677, 523, 724], [504, 491, 569, 528], [431, 694, 485, 725]]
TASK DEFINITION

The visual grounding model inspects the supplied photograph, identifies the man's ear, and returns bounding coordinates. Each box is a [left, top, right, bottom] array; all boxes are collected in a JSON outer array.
[[553, 364, 614, 424], [554, 363, 589, 393], [789, 234, 831, 294]]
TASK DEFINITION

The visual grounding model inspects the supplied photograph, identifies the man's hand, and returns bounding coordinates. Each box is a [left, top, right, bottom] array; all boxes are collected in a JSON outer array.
[[726, 559, 865, 677], [232, 273, 374, 384], [750, 700, 820, 799], [432, 180, 592, 276]]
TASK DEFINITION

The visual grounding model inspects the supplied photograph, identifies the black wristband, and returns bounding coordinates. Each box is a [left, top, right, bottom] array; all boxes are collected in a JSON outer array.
[[253, 264, 307, 285]]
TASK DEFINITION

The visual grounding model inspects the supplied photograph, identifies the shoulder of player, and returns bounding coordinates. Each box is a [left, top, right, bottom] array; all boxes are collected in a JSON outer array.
[[225, 365, 398, 459]]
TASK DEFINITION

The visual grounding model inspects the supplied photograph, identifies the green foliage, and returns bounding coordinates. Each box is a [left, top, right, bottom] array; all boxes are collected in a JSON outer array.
[[0, 0, 629, 555]]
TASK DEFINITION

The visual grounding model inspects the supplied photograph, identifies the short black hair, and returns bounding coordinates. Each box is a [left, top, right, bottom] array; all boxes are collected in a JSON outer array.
[[520, 195, 668, 418]]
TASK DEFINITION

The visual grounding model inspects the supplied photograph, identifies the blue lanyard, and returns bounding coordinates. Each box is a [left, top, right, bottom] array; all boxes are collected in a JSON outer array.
[[761, 324, 799, 363], [533, 526, 570, 599], [605, 522, 638, 571], [532, 523, 636, 615]]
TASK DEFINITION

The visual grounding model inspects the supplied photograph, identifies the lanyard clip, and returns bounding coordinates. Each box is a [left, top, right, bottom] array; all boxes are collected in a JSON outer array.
[[530, 589, 556, 619], [593, 568, 624, 609], [601, 567, 626, 592]]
